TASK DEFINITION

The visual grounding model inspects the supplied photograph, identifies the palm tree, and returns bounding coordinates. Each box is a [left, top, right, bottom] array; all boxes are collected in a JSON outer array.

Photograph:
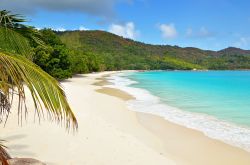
[[0, 10, 78, 164]]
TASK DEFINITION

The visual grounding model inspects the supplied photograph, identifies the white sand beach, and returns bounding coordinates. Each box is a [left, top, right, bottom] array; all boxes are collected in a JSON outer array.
[[1, 71, 250, 165]]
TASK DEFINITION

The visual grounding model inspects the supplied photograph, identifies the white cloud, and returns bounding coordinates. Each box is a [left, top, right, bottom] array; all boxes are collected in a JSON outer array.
[[108, 22, 138, 39], [199, 27, 210, 37], [159, 23, 177, 39], [79, 26, 89, 31], [186, 27, 214, 38], [53, 27, 66, 32], [233, 37, 250, 48]]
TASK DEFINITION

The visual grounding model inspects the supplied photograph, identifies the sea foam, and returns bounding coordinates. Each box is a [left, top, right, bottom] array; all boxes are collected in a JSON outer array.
[[105, 72, 250, 152]]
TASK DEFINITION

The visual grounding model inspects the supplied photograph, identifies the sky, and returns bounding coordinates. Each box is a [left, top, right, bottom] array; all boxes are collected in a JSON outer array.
[[1, 0, 250, 50]]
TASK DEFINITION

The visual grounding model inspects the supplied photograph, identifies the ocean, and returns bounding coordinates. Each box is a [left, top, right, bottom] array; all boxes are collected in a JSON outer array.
[[107, 71, 250, 152]]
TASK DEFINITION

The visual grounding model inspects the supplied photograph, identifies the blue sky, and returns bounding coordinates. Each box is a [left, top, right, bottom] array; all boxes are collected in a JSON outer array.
[[2, 0, 250, 50]]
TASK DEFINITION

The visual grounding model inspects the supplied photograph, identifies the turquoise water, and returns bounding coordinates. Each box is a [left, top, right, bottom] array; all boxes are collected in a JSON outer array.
[[108, 71, 250, 151], [126, 71, 250, 127]]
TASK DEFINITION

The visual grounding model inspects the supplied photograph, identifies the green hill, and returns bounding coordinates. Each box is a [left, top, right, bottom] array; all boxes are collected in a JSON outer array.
[[57, 30, 204, 70], [58, 30, 250, 70], [2, 28, 250, 80]]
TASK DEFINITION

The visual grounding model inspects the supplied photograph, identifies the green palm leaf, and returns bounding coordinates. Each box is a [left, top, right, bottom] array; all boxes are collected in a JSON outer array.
[[0, 10, 26, 28], [0, 10, 44, 59], [0, 51, 78, 129], [0, 27, 32, 58], [0, 10, 77, 164]]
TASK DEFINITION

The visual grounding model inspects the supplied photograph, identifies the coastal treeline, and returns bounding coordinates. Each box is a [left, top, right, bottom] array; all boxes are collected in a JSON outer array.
[[32, 29, 204, 80], [58, 30, 205, 72], [2, 13, 250, 80], [57, 30, 250, 75], [32, 29, 107, 79], [9, 28, 203, 80]]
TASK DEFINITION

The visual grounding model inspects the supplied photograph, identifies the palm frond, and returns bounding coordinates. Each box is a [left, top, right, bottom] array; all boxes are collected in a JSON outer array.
[[0, 140, 10, 165], [0, 91, 10, 124], [0, 10, 44, 59], [0, 27, 32, 59], [0, 51, 78, 130], [15, 27, 45, 48], [0, 10, 26, 29]]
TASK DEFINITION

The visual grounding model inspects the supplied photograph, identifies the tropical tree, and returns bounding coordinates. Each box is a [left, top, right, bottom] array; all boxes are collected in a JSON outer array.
[[33, 29, 72, 80], [0, 10, 77, 164]]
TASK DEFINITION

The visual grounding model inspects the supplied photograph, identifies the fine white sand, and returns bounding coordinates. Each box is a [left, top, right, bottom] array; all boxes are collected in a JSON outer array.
[[0, 72, 176, 165], [1, 71, 250, 165]]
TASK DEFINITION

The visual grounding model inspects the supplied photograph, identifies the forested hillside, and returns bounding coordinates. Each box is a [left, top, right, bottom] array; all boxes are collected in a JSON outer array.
[[2, 27, 250, 80], [58, 30, 250, 71]]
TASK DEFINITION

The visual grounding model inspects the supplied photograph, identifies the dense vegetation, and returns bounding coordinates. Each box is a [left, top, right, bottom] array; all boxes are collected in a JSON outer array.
[[58, 30, 250, 72], [33, 29, 72, 79], [2, 24, 250, 80], [58, 30, 205, 71], [31, 29, 106, 79]]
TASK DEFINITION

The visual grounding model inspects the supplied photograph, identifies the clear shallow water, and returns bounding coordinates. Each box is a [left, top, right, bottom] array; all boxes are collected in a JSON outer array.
[[106, 71, 250, 152], [128, 71, 250, 127]]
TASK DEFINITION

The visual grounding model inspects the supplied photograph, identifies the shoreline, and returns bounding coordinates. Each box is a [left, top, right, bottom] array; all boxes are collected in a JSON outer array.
[[0, 71, 249, 164], [96, 71, 250, 164], [103, 71, 250, 152], [0, 71, 175, 165], [102, 71, 250, 150]]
